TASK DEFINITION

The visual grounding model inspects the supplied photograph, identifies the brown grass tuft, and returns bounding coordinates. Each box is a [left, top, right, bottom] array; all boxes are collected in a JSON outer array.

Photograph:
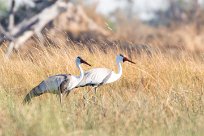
[[0, 43, 204, 135]]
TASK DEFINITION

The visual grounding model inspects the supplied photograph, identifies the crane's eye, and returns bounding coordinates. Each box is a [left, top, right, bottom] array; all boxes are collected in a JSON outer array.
[[77, 56, 81, 60], [119, 54, 124, 57]]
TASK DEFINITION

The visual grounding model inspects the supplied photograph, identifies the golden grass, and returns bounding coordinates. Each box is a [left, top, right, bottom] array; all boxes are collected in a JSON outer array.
[[0, 45, 204, 136]]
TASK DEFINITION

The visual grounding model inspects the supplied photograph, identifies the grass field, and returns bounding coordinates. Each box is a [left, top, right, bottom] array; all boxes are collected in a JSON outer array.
[[0, 45, 204, 136]]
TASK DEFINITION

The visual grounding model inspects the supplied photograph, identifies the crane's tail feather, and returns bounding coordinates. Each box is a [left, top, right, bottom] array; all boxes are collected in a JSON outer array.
[[23, 86, 43, 104], [23, 93, 33, 104]]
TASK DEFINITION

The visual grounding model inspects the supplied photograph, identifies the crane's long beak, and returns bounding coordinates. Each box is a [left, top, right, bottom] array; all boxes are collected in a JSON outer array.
[[123, 57, 136, 64], [81, 59, 91, 66]]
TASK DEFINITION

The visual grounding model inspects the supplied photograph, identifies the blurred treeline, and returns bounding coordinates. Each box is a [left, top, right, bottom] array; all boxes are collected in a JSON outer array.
[[0, 0, 203, 28], [1, 0, 204, 55]]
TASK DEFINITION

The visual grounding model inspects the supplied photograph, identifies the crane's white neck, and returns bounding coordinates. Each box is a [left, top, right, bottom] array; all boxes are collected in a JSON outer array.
[[103, 59, 123, 84], [68, 61, 84, 90], [116, 60, 123, 78], [76, 62, 84, 82]]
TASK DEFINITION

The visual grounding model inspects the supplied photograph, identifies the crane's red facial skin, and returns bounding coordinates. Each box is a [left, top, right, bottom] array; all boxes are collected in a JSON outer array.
[[80, 59, 91, 66], [123, 57, 136, 64]]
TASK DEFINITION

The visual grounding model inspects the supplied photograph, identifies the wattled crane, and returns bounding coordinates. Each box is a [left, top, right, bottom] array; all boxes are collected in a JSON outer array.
[[77, 54, 135, 97], [23, 56, 91, 104]]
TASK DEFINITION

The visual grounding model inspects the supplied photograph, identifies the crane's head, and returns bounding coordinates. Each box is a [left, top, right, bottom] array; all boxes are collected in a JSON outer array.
[[76, 56, 91, 66], [117, 54, 136, 64]]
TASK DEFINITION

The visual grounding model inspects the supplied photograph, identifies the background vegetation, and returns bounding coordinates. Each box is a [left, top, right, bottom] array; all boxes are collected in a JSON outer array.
[[0, 0, 204, 136]]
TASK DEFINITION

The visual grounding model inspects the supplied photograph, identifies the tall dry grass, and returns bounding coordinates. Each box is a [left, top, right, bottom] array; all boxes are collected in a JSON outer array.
[[0, 44, 204, 136]]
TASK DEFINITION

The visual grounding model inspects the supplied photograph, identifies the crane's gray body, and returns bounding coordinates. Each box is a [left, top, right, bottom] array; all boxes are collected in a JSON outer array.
[[77, 68, 112, 87], [23, 74, 71, 103]]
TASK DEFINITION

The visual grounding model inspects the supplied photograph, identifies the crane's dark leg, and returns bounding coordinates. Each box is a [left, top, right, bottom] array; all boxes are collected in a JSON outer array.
[[60, 93, 62, 104], [65, 90, 71, 97], [83, 88, 92, 100], [59, 91, 70, 105], [59, 92, 63, 104], [91, 87, 99, 103], [94, 87, 98, 94], [83, 87, 97, 101], [59, 87, 65, 104]]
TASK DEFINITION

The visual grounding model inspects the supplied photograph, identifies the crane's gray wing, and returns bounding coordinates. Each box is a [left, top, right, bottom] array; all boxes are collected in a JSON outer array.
[[59, 75, 71, 94], [98, 71, 112, 86], [40, 74, 71, 93], [30, 74, 70, 95], [77, 68, 112, 87], [23, 74, 71, 103]]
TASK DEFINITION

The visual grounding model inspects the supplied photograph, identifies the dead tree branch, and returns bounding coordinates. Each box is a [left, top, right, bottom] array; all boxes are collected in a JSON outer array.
[[0, 0, 109, 57], [8, 0, 15, 31], [4, 0, 71, 57]]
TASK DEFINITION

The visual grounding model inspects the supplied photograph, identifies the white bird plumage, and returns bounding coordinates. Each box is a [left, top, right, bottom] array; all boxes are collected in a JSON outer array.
[[23, 56, 91, 104], [77, 54, 135, 95]]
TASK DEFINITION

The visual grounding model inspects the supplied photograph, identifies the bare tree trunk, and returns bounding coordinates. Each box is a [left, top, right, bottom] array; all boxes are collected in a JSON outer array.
[[4, 0, 71, 57], [8, 0, 15, 31], [0, 0, 109, 57]]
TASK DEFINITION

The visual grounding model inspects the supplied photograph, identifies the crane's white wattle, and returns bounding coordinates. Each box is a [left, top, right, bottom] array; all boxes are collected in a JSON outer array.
[[106, 60, 122, 84], [106, 55, 123, 83], [69, 60, 84, 90], [116, 55, 124, 63], [76, 57, 81, 64]]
